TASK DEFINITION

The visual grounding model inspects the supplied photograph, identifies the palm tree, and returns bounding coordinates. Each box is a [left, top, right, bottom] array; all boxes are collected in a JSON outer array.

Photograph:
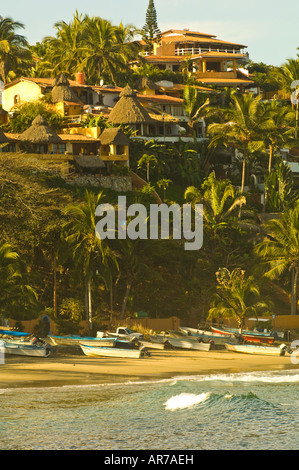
[[259, 100, 295, 173], [62, 190, 116, 333], [275, 58, 299, 94], [184, 171, 246, 232], [183, 85, 210, 137], [137, 153, 158, 182], [208, 92, 263, 193], [79, 16, 130, 85], [208, 267, 270, 333], [39, 11, 86, 78], [0, 242, 37, 314], [255, 201, 299, 315], [0, 15, 31, 84]]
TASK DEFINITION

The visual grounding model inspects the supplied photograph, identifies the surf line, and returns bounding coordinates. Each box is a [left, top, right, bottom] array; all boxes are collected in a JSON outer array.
[[95, 196, 203, 251]]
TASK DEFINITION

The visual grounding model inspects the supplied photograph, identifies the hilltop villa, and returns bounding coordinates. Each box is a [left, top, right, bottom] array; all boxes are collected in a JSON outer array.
[[138, 29, 253, 90]]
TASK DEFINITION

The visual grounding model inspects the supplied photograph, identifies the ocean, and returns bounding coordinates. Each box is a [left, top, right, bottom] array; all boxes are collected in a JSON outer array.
[[1, 369, 299, 451]]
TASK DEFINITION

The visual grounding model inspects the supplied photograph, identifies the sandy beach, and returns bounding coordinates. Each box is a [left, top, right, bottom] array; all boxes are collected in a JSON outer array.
[[1, 349, 298, 389]]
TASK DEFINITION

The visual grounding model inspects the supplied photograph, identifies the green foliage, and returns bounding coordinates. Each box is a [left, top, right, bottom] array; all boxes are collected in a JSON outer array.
[[142, 0, 161, 50], [208, 267, 271, 329], [8, 100, 64, 133], [59, 298, 84, 321]]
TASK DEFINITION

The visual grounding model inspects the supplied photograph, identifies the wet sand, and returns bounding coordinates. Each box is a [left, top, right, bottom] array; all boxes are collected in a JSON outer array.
[[1, 349, 298, 389]]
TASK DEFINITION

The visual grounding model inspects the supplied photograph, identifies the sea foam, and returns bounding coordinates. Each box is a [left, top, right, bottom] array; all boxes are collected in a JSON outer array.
[[164, 392, 211, 410]]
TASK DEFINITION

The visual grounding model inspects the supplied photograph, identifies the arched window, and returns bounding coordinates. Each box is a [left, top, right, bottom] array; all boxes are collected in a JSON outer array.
[[14, 95, 20, 105]]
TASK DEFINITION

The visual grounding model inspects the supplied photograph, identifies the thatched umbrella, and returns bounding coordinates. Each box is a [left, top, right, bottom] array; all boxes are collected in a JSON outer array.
[[19, 114, 62, 144], [51, 73, 82, 104], [107, 85, 155, 126], [99, 127, 129, 146]]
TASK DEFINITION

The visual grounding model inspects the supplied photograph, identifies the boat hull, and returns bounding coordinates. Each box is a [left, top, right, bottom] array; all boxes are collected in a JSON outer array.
[[167, 337, 211, 351], [225, 343, 286, 356], [48, 335, 116, 347], [211, 326, 274, 344], [179, 327, 237, 345], [2, 340, 51, 357], [80, 344, 142, 358]]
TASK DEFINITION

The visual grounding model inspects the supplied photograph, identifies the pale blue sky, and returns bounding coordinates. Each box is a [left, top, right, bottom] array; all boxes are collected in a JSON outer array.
[[1, 0, 298, 67]]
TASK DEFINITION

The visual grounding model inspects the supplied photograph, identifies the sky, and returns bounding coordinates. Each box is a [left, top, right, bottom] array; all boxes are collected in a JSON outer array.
[[1, 0, 298, 67]]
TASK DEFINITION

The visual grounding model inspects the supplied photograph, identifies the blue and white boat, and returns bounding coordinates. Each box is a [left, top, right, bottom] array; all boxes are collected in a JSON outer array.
[[1, 337, 51, 357]]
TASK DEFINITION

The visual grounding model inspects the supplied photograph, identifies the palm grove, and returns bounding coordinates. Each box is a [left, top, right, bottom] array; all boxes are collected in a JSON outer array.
[[1, 6, 299, 334]]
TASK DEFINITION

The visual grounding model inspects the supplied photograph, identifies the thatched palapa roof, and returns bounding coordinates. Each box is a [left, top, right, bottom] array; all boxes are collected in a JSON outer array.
[[0, 127, 9, 143], [19, 115, 62, 144], [107, 85, 155, 125], [51, 73, 82, 104], [99, 128, 129, 146]]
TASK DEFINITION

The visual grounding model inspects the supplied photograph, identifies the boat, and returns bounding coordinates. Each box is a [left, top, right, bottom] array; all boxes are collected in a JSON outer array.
[[1, 337, 51, 357], [166, 337, 211, 351], [0, 329, 30, 338], [80, 344, 143, 358], [225, 342, 287, 356], [211, 326, 275, 344], [139, 340, 166, 350], [179, 326, 239, 345], [48, 334, 117, 347]]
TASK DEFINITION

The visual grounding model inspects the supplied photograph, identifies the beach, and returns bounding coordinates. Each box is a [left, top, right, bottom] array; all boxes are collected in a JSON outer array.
[[1, 349, 298, 389]]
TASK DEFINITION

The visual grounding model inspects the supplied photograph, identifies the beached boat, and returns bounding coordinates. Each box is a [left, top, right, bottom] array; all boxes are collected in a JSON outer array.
[[179, 326, 239, 345], [48, 334, 116, 347], [80, 344, 142, 358], [225, 342, 287, 356], [139, 340, 166, 350], [166, 337, 211, 351], [1, 337, 51, 357], [0, 329, 30, 338], [211, 326, 275, 344]]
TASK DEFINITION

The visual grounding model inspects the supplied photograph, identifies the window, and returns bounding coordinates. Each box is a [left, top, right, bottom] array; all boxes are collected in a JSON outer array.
[[14, 95, 20, 105], [53, 143, 66, 154], [116, 145, 124, 155]]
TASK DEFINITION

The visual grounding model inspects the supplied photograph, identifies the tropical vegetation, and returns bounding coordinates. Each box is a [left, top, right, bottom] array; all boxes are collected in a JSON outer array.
[[0, 8, 299, 333]]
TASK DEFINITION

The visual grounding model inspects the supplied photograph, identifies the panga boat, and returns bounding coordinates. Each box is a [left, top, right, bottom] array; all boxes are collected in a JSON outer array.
[[1, 337, 51, 357], [166, 337, 211, 351], [48, 334, 116, 348], [211, 326, 275, 344], [179, 326, 238, 345], [225, 342, 287, 356], [80, 344, 143, 358]]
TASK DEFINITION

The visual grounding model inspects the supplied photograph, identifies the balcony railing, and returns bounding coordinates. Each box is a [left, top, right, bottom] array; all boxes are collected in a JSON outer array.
[[174, 47, 247, 56]]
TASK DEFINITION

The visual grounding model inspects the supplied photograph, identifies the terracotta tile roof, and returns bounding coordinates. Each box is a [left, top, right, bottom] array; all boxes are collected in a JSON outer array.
[[159, 30, 247, 48], [137, 93, 184, 105], [4, 76, 95, 90]]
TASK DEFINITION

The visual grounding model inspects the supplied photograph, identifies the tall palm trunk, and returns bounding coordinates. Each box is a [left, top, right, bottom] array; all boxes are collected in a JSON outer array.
[[53, 256, 57, 318], [291, 267, 298, 315], [85, 279, 93, 333], [120, 279, 132, 319], [240, 154, 246, 194]]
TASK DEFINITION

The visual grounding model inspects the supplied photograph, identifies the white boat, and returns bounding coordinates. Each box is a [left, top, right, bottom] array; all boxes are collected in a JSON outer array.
[[139, 340, 166, 350], [80, 344, 143, 358], [225, 342, 287, 356], [2, 338, 51, 357], [48, 335, 116, 347], [179, 326, 238, 345], [166, 337, 211, 351]]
